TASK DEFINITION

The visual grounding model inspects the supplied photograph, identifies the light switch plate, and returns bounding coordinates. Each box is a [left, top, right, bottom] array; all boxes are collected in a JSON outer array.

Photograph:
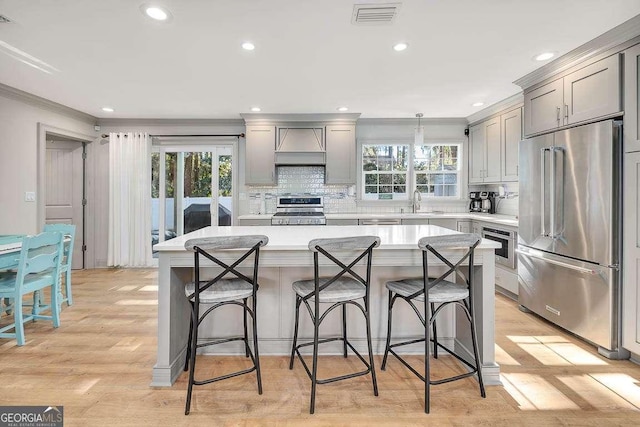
[[25, 191, 36, 202]]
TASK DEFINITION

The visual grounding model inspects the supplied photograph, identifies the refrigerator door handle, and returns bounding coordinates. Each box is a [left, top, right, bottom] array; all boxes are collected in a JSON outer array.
[[540, 147, 550, 237], [516, 249, 598, 275], [549, 147, 556, 238]]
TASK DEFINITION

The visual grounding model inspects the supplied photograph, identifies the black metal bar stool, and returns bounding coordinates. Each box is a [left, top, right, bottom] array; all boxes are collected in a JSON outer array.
[[380, 233, 486, 413], [183, 235, 268, 415], [289, 235, 380, 414]]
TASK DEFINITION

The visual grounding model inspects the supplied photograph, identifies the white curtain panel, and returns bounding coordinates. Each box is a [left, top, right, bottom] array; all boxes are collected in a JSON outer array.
[[108, 132, 153, 267]]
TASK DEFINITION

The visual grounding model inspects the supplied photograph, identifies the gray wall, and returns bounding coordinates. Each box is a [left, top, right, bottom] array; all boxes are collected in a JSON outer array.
[[0, 89, 100, 261]]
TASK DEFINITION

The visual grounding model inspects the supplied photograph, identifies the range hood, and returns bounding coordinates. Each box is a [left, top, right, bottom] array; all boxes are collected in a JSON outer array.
[[275, 127, 326, 165]]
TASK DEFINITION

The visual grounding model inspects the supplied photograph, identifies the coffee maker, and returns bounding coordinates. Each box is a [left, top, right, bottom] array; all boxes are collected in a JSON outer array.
[[480, 191, 496, 214], [469, 192, 482, 212]]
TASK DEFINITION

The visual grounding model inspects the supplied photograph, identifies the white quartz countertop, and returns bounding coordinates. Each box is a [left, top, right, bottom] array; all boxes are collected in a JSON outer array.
[[153, 225, 501, 252], [237, 212, 518, 227]]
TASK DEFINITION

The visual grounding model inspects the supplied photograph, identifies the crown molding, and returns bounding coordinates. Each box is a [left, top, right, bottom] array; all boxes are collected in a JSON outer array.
[[97, 118, 245, 127], [0, 82, 97, 125], [241, 112, 361, 124], [356, 117, 467, 126], [514, 14, 640, 90], [466, 93, 523, 126]]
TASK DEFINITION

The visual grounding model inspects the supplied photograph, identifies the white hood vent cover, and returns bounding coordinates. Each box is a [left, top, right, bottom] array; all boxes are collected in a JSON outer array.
[[352, 3, 401, 25]]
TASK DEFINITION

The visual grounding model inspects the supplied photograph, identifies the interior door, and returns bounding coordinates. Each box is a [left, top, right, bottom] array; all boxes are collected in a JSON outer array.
[[45, 139, 84, 269]]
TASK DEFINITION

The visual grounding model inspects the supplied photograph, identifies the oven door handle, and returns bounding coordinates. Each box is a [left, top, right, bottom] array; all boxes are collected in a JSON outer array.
[[482, 231, 515, 241]]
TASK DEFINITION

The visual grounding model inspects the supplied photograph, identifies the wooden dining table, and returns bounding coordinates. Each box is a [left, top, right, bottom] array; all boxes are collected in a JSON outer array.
[[0, 235, 24, 270]]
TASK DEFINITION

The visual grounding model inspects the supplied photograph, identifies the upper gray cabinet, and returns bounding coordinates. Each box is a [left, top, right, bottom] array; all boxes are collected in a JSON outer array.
[[325, 124, 356, 184], [468, 117, 501, 184], [524, 79, 564, 136], [501, 107, 522, 182], [524, 54, 621, 136], [468, 123, 485, 184], [245, 125, 276, 185], [624, 43, 640, 153]]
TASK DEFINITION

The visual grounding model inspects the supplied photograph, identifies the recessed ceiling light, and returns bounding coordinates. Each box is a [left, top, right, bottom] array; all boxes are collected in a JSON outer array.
[[393, 42, 408, 52], [140, 4, 172, 22], [472, 102, 485, 107], [534, 52, 555, 61], [251, 107, 261, 112], [337, 106, 349, 112], [242, 42, 255, 51], [102, 107, 114, 113]]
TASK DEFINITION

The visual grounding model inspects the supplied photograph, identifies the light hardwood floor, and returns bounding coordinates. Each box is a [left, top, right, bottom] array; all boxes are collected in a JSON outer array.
[[1, 268, 640, 426]]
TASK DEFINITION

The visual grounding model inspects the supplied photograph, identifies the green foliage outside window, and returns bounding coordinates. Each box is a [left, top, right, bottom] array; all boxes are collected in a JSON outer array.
[[151, 152, 232, 198]]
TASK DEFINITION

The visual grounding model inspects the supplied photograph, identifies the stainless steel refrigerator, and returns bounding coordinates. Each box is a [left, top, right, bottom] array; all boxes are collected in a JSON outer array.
[[518, 119, 627, 358]]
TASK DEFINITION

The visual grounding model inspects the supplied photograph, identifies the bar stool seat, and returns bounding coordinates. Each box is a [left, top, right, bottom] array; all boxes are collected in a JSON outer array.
[[385, 279, 469, 303], [185, 279, 253, 304], [292, 277, 365, 303]]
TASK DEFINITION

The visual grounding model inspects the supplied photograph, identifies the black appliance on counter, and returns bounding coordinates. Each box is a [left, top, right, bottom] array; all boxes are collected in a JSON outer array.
[[469, 192, 482, 212], [480, 191, 496, 214]]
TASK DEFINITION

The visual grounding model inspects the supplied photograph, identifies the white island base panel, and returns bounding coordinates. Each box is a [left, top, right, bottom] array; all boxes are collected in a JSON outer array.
[[151, 225, 500, 387]]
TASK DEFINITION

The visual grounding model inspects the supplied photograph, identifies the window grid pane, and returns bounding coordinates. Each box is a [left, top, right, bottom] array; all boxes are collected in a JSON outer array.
[[362, 144, 410, 200], [413, 144, 461, 198]]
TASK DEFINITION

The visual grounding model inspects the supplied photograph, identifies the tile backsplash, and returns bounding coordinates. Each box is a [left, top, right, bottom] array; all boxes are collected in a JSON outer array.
[[245, 166, 356, 214], [242, 166, 473, 215]]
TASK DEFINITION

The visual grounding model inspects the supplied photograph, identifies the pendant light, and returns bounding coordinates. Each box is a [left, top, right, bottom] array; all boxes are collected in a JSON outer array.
[[415, 113, 424, 145]]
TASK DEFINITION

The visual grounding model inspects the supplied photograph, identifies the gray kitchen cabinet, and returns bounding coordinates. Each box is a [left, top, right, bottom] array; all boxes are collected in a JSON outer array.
[[457, 220, 472, 233], [524, 78, 564, 136], [429, 218, 458, 230], [524, 55, 621, 136], [472, 222, 482, 235], [563, 54, 620, 126], [245, 125, 276, 185], [238, 218, 272, 226], [326, 219, 358, 225], [501, 107, 522, 182], [623, 151, 640, 355], [401, 218, 429, 225], [495, 265, 518, 297], [468, 123, 485, 184], [325, 124, 356, 184], [624, 43, 640, 153], [468, 117, 501, 183]]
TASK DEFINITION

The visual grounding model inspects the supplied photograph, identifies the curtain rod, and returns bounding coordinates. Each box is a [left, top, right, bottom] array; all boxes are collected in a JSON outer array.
[[101, 133, 245, 138]]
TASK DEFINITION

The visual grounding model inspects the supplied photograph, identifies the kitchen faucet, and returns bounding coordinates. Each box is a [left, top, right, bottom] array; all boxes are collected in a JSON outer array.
[[412, 189, 422, 213]]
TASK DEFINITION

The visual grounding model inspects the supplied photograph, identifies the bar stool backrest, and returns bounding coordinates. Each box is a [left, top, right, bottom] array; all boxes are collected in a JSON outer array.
[[417, 233, 481, 293], [307, 236, 380, 298], [184, 235, 269, 298]]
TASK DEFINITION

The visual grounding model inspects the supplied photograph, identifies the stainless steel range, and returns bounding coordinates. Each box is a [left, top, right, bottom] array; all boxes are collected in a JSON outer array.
[[271, 195, 326, 226]]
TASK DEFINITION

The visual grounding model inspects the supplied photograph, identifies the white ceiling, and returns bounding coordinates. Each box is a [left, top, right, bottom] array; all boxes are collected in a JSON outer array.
[[0, 0, 639, 119]]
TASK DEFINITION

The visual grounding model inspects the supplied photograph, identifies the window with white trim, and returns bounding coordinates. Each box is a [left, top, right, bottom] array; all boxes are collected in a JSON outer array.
[[361, 142, 462, 200], [362, 144, 410, 200], [414, 144, 461, 198]]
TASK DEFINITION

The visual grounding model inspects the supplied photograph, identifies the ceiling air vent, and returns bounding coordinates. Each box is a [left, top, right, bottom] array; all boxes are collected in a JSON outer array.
[[0, 15, 12, 24], [352, 3, 401, 25]]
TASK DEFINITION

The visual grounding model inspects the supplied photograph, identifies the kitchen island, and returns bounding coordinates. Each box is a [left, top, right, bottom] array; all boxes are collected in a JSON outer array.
[[152, 225, 500, 387]]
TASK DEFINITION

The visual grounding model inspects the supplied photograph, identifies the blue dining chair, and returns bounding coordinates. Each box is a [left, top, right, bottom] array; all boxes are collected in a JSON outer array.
[[43, 224, 76, 306], [0, 231, 64, 346]]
